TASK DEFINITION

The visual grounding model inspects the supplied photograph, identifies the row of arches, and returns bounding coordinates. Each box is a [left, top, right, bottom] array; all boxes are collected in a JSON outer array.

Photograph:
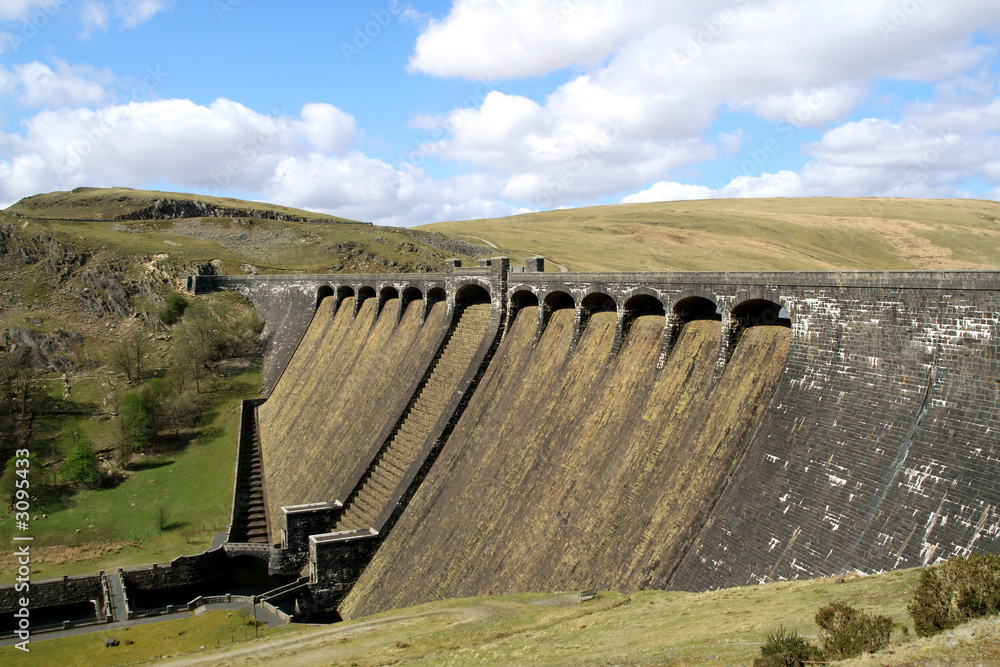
[[313, 282, 790, 336], [315, 283, 492, 320], [511, 289, 790, 329]]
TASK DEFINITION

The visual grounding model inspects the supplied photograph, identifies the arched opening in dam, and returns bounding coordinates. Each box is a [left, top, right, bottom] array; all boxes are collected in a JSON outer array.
[[621, 293, 666, 344], [726, 299, 791, 362], [378, 286, 400, 319], [542, 290, 575, 336], [509, 289, 539, 333], [455, 283, 490, 308], [579, 291, 617, 339], [316, 285, 334, 308]]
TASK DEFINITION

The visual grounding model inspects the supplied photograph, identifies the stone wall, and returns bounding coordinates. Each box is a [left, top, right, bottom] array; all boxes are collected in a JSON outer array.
[[0, 573, 101, 612]]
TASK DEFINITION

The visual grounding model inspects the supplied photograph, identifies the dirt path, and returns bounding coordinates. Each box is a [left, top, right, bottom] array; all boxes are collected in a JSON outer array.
[[160, 607, 487, 666]]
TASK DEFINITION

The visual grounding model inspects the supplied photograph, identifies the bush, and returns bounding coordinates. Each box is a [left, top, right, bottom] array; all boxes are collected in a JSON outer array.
[[159, 291, 189, 325], [754, 626, 823, 667], [908, 553, 1000, 637], [62, 440, 101, 485], [815, 601, 893, 660]]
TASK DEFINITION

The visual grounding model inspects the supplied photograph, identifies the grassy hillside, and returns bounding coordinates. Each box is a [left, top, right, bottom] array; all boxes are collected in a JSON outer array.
[[14, 566, 1000, 666], [421, 197, 1000, 272]]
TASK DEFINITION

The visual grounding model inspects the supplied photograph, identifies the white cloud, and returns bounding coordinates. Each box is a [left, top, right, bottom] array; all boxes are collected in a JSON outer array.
[[621, 181, 713, 204], [4, 60, 113, 107], [0, 0, 54, 22], [78, 0, 170, 35], [409, 0, 661, 79]]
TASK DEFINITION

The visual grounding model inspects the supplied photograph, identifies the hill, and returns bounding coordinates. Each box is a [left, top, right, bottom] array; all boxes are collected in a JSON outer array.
[[420, 197, 1000, 272]]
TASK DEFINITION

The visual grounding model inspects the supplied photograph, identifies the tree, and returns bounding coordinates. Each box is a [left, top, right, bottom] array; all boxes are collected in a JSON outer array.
[[119, 391, 156, 452], [170, 302, 219, 393], [109, 328, 152, 384], [0, 347, 41, 419], [62, 440, 101, 485]]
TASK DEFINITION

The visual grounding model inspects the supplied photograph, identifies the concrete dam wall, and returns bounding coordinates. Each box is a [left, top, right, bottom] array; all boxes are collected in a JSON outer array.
[[192, 263, 1000, 618]]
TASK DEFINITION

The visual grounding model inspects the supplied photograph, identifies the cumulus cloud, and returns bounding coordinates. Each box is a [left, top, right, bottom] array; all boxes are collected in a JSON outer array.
[[409, 0, 1000, 207], [2, 60, 114, 107], [79, 0, 170, 35], [0, 0, 54, 22]]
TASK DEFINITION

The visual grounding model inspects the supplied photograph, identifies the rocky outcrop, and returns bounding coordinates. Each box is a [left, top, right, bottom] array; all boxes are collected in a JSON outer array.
[[114, 198, 352, 224], [0, 327, 90, 372]]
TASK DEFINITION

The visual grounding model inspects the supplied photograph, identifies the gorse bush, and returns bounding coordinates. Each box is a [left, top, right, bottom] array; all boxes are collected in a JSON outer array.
[[814, 601, 893, 660], [908, 553, 1000, 637], [753, 626, 823, 667]]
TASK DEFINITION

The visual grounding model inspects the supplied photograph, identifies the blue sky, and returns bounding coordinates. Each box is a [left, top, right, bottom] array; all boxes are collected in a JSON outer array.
[[1, 1, 998, 226]]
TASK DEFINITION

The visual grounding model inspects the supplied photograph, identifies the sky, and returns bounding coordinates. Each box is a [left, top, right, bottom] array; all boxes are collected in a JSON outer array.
[[0, 0, 999, 227]]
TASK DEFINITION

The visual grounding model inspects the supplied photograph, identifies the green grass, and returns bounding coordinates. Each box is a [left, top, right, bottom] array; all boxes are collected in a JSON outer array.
[[422, 196, 1000, 272], [17, 567, 997, 667], [0, 370, 261, 583], [7, 608, 303, 666]]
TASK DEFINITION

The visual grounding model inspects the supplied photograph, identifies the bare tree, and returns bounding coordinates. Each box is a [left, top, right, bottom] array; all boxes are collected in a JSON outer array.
[[109, 328, 152, 384]]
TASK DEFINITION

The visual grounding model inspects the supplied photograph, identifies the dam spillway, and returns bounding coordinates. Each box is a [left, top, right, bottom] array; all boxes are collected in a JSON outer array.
[[191, 261, 1000, 618]]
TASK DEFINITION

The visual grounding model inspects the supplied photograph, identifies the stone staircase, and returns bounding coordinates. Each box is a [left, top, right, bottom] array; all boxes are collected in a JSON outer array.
[[334, 303, 492, 531], [230, 406, 269, 543]]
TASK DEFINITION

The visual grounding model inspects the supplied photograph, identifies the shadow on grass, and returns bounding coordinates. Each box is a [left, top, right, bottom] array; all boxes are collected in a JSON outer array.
[[126, 456, 175, 472]]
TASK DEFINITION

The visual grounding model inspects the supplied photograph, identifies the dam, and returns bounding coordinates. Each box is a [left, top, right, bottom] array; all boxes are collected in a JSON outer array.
[[159, 260, 1000, 618]]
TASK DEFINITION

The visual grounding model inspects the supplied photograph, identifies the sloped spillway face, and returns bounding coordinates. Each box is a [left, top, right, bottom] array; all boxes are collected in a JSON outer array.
[[257, 296, 450, 537], [339, 309, 791, 618]]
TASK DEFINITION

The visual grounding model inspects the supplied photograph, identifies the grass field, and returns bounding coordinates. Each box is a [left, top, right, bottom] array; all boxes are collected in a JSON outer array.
[[421, 196, 1000, 272], [0, 370, 261, 583], [11, 566, 1000, 666]]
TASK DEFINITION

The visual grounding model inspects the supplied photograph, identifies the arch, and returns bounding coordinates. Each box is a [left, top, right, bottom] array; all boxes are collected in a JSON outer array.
[[401, 286, 423, 314], [357, 285, 376, 304], [543, 290, 575, 313], [337, 285, 355, 301], [380, 285, 400, 301], [581, 291, 617, 314], [623, 293, 666, 319], [316, 285, 334, 308], [426, 287, 447, 307], [731, 298, 791, 329], [673, 295, 721, 323], [455, 283, 491, 308], [579, 291, 616, 338], [509, 289, 540, 325]]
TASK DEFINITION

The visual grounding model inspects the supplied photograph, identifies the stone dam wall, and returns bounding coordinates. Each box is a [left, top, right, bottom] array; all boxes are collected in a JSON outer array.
[[193, 264, 1000, 617]]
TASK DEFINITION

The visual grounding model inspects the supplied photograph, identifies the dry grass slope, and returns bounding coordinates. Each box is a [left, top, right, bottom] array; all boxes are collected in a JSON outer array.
[[421, 197, 1000, 271]]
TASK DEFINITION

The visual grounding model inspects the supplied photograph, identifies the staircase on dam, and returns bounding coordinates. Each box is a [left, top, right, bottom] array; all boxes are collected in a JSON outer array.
[[230, 407, 269, 543], [334, 302, 493, 532]]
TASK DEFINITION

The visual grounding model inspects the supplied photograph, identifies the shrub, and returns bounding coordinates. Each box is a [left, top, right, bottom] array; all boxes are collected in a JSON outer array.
[[62, 440, 101, 484], [159, 291, 189, 325], [815, 601, 893, 660], [908, 553, 1000, 637], [753, 626, 823, 667]]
